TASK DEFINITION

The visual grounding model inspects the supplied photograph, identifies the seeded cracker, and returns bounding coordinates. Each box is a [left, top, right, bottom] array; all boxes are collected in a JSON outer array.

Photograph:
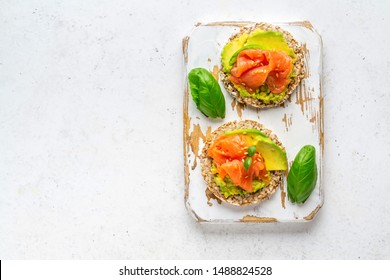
[[200, 120, 285, 206], [221, 22, 305, 109]]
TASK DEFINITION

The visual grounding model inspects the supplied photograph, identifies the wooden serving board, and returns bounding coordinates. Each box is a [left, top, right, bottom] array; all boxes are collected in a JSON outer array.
[[183, 21, 324, 223]]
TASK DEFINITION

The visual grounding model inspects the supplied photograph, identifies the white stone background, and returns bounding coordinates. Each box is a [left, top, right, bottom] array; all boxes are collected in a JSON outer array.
[[0, 0, 389, 259]]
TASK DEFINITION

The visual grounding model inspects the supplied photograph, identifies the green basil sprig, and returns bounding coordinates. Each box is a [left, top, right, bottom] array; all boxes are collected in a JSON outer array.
[[188, 68, 226, 118], [287, 145, 318, 204]]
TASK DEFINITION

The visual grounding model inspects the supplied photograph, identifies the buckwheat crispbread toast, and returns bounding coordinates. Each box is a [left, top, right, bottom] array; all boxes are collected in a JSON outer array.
[[200, 120, 285, 206], [221, 22, 305, 109]]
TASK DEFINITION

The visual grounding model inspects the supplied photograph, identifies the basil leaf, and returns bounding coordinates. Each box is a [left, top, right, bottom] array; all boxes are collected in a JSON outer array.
[[188, 68, 226, 118], [287, 145, 318, 204]]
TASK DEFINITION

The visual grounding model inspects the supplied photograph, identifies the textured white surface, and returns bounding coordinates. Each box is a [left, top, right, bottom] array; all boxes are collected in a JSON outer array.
[[0, 0, 389, 259]]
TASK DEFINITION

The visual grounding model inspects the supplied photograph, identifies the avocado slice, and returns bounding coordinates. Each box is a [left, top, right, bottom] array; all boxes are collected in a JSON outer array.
[[254, 135, 287, 170], [245, 30, 296, 58], [225, 129, 287, 171], [225, 128, 267, 138], [221, 33, 248, 72], [228, 44, 267, 65]]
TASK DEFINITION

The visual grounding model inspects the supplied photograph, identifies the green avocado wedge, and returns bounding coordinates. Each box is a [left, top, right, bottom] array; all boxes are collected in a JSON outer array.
[[225, 128, 267, 138], [254, 135, 287, 170], [245, 30, 295, 58], [221, 33, 248, 72], [225, 129, 287, 171]]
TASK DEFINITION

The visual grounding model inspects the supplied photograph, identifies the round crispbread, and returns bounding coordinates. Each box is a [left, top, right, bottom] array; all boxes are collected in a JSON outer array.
[[220, 22, 305, 109], [200, 120, 285, 206]]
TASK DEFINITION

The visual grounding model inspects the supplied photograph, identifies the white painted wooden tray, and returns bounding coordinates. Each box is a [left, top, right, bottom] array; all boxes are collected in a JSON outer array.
[[183, 21, 323, 223]]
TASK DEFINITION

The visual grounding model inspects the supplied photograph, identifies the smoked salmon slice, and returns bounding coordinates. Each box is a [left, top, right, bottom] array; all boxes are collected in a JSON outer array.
[[208, 134, 269, 192], [229, 49, 293, 94], [208, 134, 248, 165]]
